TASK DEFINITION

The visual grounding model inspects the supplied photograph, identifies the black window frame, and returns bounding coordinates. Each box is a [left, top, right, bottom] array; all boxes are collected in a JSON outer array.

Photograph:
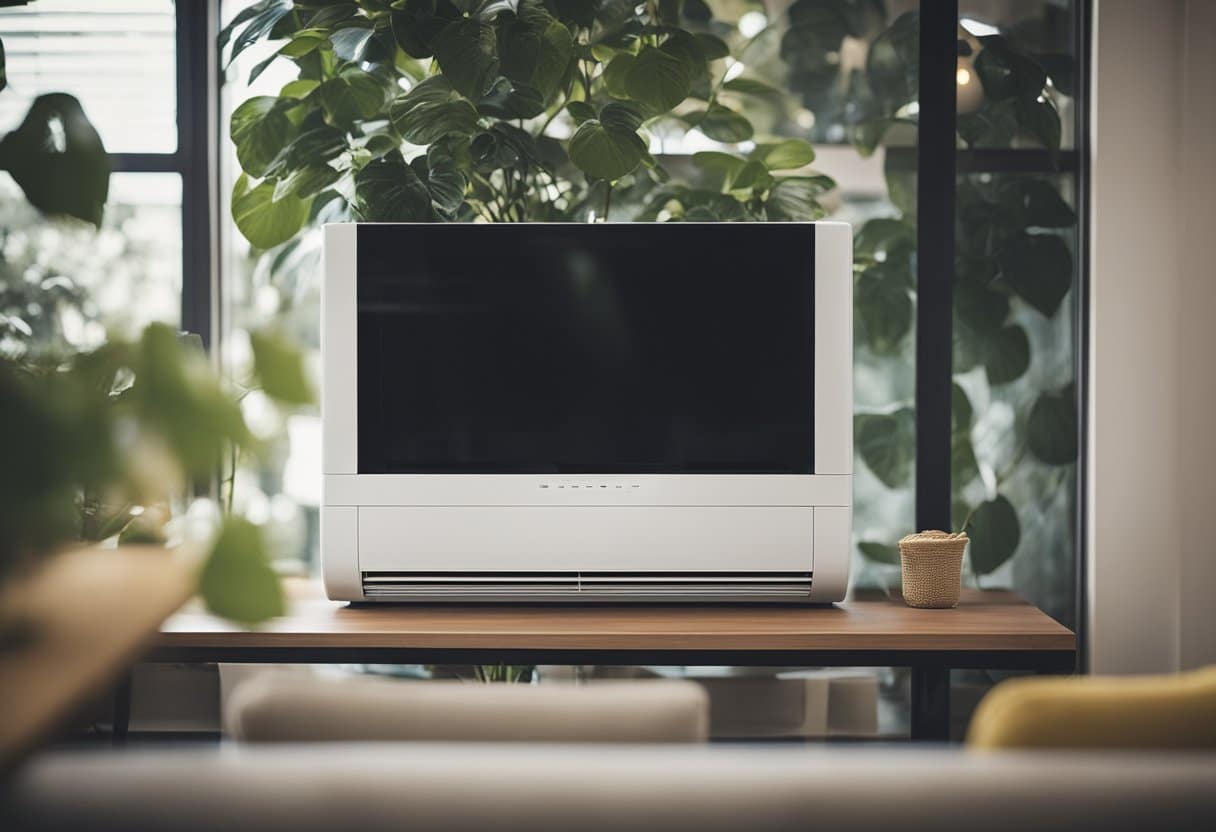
[[111, 1, 217, 350], [910, 1, 1092, 670]]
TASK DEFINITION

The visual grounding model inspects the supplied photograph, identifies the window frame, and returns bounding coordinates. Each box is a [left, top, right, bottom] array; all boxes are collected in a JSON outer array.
[[110, 1, 218, 350]]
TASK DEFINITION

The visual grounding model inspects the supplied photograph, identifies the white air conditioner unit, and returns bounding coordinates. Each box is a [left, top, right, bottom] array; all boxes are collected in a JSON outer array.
[[321, 222, 853, 603]]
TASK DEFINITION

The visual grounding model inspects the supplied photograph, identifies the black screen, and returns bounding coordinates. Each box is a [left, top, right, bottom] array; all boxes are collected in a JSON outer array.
[[356, 224, 815, 474]]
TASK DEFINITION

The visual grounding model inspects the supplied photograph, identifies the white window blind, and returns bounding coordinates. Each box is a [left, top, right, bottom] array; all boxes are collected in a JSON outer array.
[[0, 0, 176, 153]]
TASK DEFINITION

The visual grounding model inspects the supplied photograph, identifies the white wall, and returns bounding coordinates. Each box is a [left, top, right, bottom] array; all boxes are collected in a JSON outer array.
[[1176, 0, 1216, 671], [1089, 0, 1216, 673]]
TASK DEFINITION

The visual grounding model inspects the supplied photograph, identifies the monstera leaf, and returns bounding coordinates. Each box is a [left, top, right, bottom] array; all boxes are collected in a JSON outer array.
[[0, 93, 110, 226]]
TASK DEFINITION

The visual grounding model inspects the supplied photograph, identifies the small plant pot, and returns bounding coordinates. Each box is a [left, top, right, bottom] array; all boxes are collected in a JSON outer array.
[[898, 531, 969, 609]]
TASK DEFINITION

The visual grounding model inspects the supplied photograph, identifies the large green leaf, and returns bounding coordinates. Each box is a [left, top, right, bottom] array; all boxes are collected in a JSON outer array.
[[272, 163, 340, 201], [423, 141, 468, 215], [433, 17, 500, 99], [568, 104, 646, 181], [965, 495, 1021, 576], [856, 265, 912, 352], [230, 96, 293, 178], [999, 233, 1072, 317], [1027, 385, 1078, 465], [983, 324, 1030, 385], [750, 138, 815, 170], [392, 0, 461, 59], [1016, 96, 1061, 151], [855, 408, 915, 489], [317, 68, 390, 127], [0, 93, 109, 226], [955, 279, 1009, 334], [353, 152, 434, 221], [625, 46, 692, 113], [199, 516, 286, 626], [390, 76, 479, 145], [692, 102, 753, 143], [222, 0, 292, 69], [766, 175, 832, 220], [232, 173, 311, 250], [974, 37, 1046, 101], [603, 52, 636, 99], [498, 6, 574, 101], [132, 324, 251, 478], [478, 77, 546, 119], [999, 179, 1076, 228], [250, 329, 314, 406], [691, 151, 747, 188]]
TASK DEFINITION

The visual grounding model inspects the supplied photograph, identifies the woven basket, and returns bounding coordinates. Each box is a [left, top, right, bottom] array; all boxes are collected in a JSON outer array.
[[898, 530, 969, 609]]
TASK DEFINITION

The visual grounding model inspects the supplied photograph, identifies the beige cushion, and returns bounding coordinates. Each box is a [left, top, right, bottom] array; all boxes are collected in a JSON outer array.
[[5, 745, 1214, 832], [225, 672, 708, 743]]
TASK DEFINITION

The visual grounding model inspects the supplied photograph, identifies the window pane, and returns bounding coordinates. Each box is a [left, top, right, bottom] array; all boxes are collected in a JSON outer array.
[[953, 171, 1078, 628], [958, 1, 1077, 150], [0, 172, 182, 353], [0, 0, 177, 153]]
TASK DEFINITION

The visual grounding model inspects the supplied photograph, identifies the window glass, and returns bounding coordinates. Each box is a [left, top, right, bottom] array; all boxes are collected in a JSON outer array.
[[958, 0, 1077, 150], [0, 171, 181, 354], [0, 0, 177, 154]]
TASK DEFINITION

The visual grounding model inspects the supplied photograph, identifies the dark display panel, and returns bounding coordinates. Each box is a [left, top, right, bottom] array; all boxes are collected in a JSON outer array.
[[356, 224, 815, 474]]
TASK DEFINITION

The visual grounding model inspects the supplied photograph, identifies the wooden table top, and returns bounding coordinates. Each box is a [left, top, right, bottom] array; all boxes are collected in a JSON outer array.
[[157, 584, 1075, 654], [1, 546, 195, 771]]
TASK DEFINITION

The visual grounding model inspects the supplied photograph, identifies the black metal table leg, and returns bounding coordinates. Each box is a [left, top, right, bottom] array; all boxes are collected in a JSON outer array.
[[910, 666, 950, 741], [111, 670, 132, 746]]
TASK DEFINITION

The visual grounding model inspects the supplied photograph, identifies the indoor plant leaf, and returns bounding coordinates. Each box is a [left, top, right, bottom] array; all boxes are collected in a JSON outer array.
[[688, 103, 753, 143], [433, 17, 500, 100], [855, 408, 915, 489], [1027, 384, 1078, 465], [964, 495, 1021, 576], [765, 175, 832, 220], [272, 163, 341, 201], [230, 96, 293, 178], [390, 75, 479, 145], [0, 93, 109, 226], [568, 104, 646, 181], [999, 178, 1076, 229], [198, 516, 286, 626], [250, 329, 314, 406], [423, 141, 468, 215], [353, 151, 434, 221], [392, 0, 461, 59], [231, 173, 311, 250], [856, 264, 913, 352], [625, 45, 692, 113], [603, 51, 636, 99], [750, 138, 815, 170], [982, 324, 1030, 385], [317, 67, 390, 127], [999, 232, 1073, 317]]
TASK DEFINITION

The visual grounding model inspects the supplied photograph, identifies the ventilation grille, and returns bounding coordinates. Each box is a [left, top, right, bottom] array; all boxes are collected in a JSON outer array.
[[361, 571, 812, 600]]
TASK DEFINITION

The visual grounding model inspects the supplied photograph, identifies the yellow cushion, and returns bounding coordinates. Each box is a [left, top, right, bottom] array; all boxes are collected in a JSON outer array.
[[967, 665, 1216, 750]]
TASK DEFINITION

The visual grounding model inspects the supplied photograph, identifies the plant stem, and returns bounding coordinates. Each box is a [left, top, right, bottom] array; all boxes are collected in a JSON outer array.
[[602, 182, 612, 221]]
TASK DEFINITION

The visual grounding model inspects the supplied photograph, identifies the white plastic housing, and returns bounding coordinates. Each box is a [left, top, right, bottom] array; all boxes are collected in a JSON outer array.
[[321, 222, 853, 603]]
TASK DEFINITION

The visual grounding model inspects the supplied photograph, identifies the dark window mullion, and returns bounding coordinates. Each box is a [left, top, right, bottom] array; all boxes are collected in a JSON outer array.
[[176, 0, 216, 350], [886, 147, 1081, 174], [914, 0, 958, 534], [109, 153, 185, 173]]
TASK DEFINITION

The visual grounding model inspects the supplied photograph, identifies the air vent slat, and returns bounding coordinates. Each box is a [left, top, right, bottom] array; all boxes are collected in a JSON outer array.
[[361, 571, 812, 600]]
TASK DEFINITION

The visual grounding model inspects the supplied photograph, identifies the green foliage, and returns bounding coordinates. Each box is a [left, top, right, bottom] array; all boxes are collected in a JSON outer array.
[[0, 93, 110, 226], [198, 516, 287, 625], [222, 0, 832, 241], [786, 3, 1082, 581], [0, 323, 311, 623], [964, 495, 1021, 577]]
